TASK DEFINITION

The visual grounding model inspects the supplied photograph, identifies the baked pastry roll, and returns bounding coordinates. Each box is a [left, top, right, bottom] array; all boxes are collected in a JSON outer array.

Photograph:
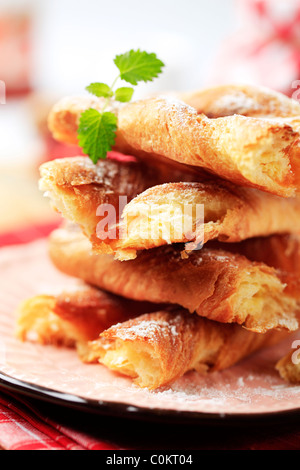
[[177, 84, 300, 191], [39, 159, 300, 260], [48, 226, 300, 333], [38, 156, 159, 249], [48, 92, 300, 197], [15, 289, 289, 389], [16, 285, 160, 352], [215, 234, 300, 276], [105, 181, 300, 260], [16, 294, 80, 348], [212, 234, 300, 300], [86, 308, 288, 389], [39, 155, 207, 257], [177, 84, 300, 118]]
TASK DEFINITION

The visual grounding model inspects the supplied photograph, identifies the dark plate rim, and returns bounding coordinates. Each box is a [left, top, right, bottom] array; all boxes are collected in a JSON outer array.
[[1, 370, 300, 426]]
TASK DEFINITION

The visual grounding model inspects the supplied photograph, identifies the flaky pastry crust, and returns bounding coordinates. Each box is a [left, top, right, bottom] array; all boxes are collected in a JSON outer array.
[[39, 159, 300, 260], [15, 285, 160, 350], [109, 181, 300, 260], [86, 309, 288, 389], [215, 234, 300, 275], [48, 90, 300, 197], [15, 288, 289, 389], [48, 227, 300, 333], [39, 156, 159, 253], [177, 84, 300, 118]]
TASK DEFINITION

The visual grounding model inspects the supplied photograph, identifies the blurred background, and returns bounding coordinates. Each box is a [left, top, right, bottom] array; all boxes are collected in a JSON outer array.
[[1, 0, 300, 238]]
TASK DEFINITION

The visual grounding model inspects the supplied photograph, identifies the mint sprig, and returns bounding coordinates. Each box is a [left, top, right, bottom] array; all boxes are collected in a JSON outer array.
[[78, 110, 117, 165], [114, 50, 165, 85], [78, 49, 164, 163], [85, 83, 113, 98], [114, 87, 134, 103]]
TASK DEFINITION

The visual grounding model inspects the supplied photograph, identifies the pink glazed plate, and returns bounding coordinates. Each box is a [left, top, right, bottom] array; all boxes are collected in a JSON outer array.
[[0, 239, 300, 424]]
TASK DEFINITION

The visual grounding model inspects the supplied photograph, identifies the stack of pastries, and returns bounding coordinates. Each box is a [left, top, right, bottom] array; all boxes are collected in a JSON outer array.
[[16, 84, 300, 389]]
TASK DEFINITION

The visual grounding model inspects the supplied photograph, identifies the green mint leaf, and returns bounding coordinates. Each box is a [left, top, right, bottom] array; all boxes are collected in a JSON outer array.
[[114, 49, 165, 85], [78, 109, 117, 163], [85, 82, 113, 98], [114, 86, 134, 102]]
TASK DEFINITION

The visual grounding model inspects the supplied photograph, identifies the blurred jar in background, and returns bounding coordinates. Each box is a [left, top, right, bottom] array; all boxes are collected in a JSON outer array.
[[207, 0, 300, 96], [0, 0, 33, 97]]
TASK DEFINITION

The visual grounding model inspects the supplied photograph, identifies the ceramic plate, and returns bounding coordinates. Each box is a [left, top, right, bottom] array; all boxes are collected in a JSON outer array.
[[0, 239, 300, 423]]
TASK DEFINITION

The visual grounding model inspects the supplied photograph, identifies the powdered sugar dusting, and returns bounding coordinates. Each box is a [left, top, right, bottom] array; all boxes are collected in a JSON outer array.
[[146, 366, 300, 412], [155, 95, 198, 128], [115, 318, 179, 342], [213, 93, 260, 115]]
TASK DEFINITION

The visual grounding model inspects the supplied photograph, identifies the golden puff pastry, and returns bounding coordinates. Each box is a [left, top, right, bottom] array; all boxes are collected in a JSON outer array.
[[48, 93, 300, 197], [177, 84, 300, 119], [39, 156, 158, 248], [39, 156, 208, 257], [86, 308, 288, 389], [105, 180, 300, 260], [39, 159, 300, 260], [215, 234, 300, 276], [211, 234, 300, 299], [16, 294, 80, 348], [15, 284, 160, 351], [48, 226, 300, 334], [177, 84, 300, 191]]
